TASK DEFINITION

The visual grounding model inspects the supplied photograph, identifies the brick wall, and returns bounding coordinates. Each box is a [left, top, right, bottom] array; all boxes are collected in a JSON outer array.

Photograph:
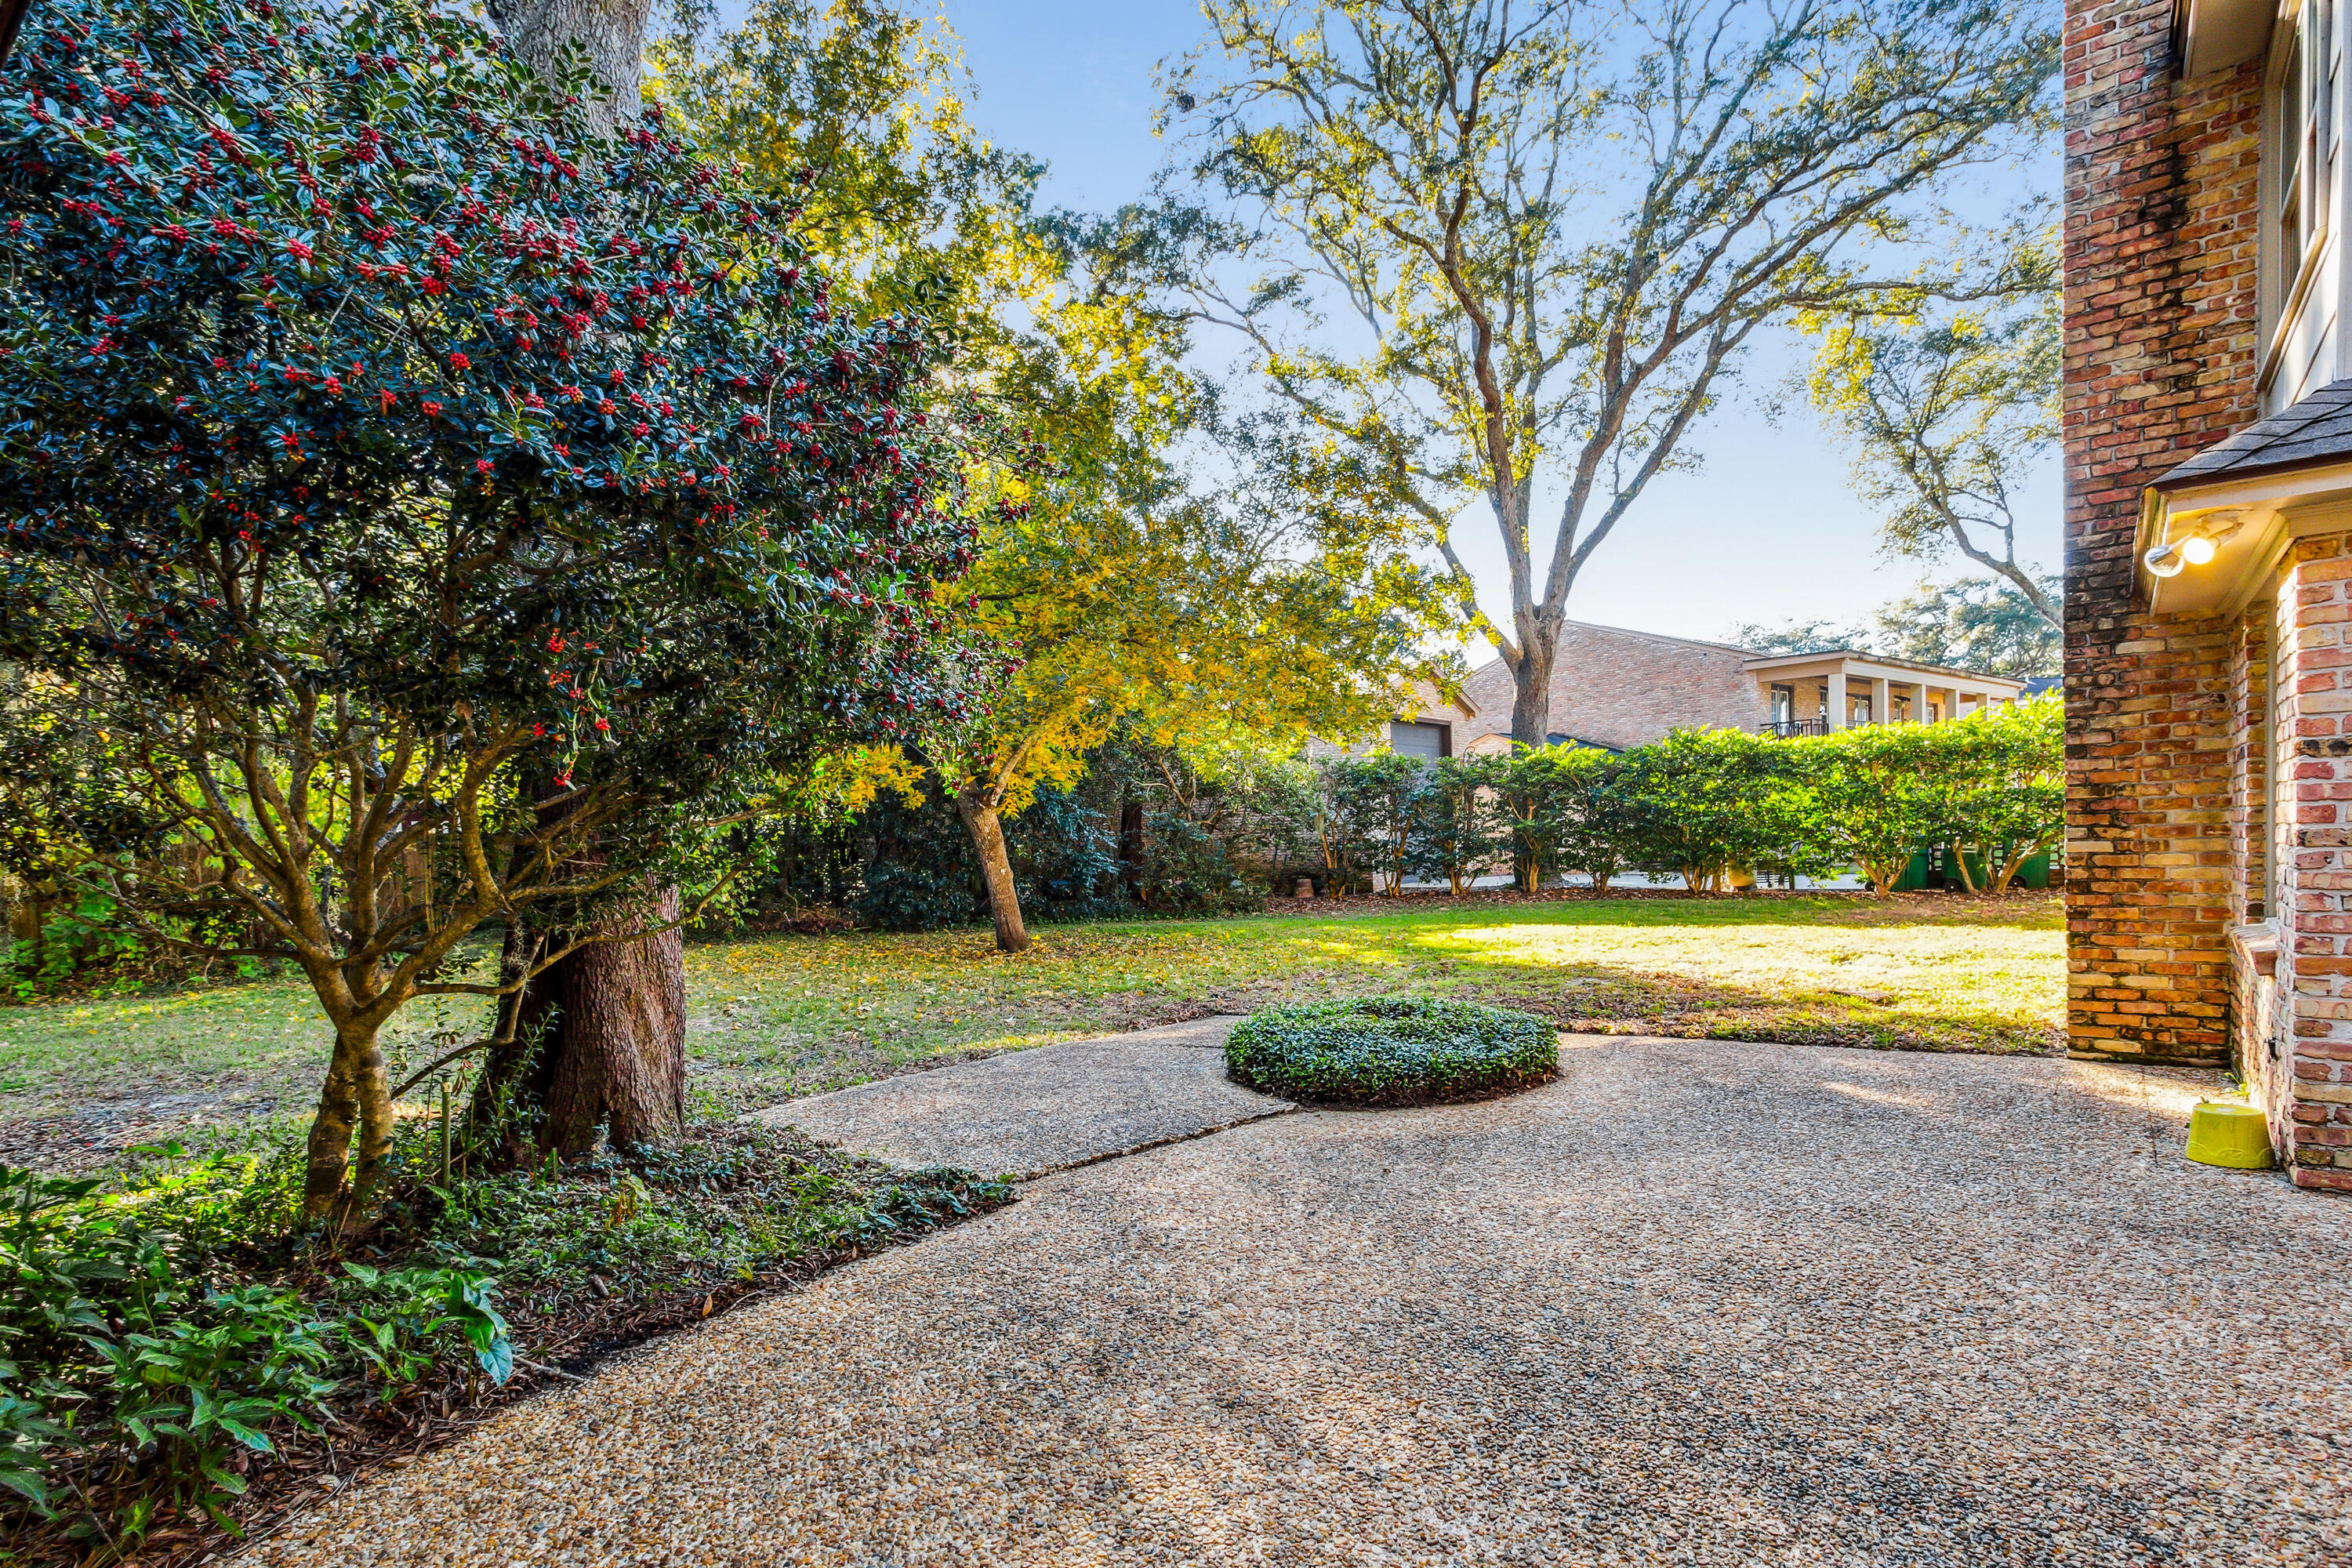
[[2263, 539, 2352, 1188], [2062, 0, 2262, 1065], [2228, 606, 2269, 921], [2230, 599, 2291, 1150], [1457, 622, 1762, 751]]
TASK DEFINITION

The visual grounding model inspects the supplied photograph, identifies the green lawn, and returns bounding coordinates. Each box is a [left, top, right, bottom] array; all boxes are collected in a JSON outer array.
[[0, 891, 2061, 1171]]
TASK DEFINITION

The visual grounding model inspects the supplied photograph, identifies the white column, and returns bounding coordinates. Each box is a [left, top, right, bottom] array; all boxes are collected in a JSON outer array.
[[1825, 669, 1848, 731], [1867, 676, 1889, 728]]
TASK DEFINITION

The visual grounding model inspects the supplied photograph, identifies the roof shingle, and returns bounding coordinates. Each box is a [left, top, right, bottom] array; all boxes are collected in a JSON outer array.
[[2155, 378, 2352, 489]]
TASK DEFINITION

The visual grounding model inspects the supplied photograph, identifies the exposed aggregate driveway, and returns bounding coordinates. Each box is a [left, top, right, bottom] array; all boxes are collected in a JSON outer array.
[[249, 1036, 2352, 1567], [749, 1015, 1281, 1178]]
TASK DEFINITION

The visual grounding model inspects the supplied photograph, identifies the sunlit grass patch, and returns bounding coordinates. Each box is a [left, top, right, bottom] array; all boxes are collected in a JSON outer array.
[[3, 892, 2063, 1168]]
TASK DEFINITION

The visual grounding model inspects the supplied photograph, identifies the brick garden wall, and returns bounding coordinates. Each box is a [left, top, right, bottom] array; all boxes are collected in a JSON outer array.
[[2061, 0, 2263, 1064]]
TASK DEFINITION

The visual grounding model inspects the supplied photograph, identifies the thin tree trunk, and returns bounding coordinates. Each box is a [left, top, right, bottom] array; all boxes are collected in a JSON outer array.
[[303, 1022, 394, 1219], [954, 783, 1030, 953], [1117, 799, 1145, 900], [470, 921, 545, 1166]]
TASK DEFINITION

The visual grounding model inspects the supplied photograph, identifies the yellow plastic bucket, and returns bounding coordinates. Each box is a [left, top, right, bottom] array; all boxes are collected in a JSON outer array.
[[2185, 1102, 2275, 1170]]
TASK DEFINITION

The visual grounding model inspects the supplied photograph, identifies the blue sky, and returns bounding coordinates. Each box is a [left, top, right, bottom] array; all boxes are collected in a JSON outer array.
[[935, 0, 2061, 653]]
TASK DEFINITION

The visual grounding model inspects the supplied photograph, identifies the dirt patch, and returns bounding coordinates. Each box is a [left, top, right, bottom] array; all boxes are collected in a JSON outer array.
[[0, 1091, 294, 1174]]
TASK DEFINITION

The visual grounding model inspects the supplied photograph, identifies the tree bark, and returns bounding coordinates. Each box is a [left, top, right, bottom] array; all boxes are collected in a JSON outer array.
[[470, 0, 682, 1161], [954, 783, 1030, 953], [1508, 622, 1559, 749], [485, 0, 652, 136], [512, 884, 688, 1155], [303, 1022, 394, 1219]]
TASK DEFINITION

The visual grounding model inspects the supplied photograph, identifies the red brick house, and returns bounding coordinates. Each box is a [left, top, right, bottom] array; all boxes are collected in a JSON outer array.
[[2067, 0, 2352, 1186], [1445, 622, 2024, 752], [1338, 621, 2025, 758]]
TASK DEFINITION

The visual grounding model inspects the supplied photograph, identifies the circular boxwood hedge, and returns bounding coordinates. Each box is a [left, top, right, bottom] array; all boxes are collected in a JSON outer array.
[[1225, 996, 1558, 1106]]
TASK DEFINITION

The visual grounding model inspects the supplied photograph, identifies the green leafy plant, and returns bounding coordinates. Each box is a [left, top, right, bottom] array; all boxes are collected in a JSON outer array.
[[0, 1385, 63, 1515], [1805, 724, 1947, 896], [97, 1286, 339, 1523], [1947, 695, 2063, 891], [1323, 752, 1428, 895], [1225, 996, 1557, 1105], [1406, 755, 1503, 894], [335, 1263, 515, 1398], [0, 0, 982, 1218], [1, 1156, 351, 1539], [5, 891, 148, 1000]]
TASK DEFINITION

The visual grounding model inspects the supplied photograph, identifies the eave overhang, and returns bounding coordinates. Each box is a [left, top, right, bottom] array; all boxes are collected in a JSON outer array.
[[2140, 380, 2352, 615], [2174, 0, 2275, 78], [2140, 458, 2352, 617]]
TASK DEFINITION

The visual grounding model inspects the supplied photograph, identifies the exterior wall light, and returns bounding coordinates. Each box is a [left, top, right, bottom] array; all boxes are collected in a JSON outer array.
[[2145, 511, 2245, 578]]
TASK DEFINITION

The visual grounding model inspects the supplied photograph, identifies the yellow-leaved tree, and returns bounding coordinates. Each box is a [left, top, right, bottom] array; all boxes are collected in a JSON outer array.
[[661, 0, 1457, 951]]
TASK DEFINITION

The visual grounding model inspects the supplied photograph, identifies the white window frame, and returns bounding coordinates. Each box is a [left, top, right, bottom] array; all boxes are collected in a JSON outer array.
[[2263, 0, 2337, 388]]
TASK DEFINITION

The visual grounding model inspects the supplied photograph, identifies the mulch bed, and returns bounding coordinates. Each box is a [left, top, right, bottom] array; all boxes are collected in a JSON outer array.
[[8, 1140, 1016, 1567]]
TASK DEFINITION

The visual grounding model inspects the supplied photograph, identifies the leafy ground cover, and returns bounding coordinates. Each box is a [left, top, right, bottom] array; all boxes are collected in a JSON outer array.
[[0, 891, 2061, 1173], [1, 1121, 1010, 1563], [1226, 997, 1560, 1105]]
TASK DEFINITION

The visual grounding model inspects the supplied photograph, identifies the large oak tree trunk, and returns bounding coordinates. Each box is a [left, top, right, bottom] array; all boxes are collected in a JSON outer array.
[[1508, 623, 1559, 749], [505, 884, 688, 1155], [485, 0, 652, 136], [476, 0, 688, 1160], [953, 784, 1031, 953]]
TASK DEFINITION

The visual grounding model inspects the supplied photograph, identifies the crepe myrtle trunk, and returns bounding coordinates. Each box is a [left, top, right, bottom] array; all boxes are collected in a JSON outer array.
[[303, 1018, 396, 1219], [954, 781, 1031, 954]]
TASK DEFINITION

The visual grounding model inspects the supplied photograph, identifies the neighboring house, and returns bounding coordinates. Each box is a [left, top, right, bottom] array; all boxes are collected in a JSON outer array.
[[1327, 622, 2023, 760], [1308, 681, 1478, 760], [1455, 623, 1760, 751], [2066, 0, 2352, 1186], [1453, 622, 2023, 750]]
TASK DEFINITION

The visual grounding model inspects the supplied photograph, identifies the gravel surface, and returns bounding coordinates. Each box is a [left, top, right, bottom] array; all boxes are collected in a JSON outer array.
[[746, 1016, 1283, 1178], [248, 1036, 2351, 1567]]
